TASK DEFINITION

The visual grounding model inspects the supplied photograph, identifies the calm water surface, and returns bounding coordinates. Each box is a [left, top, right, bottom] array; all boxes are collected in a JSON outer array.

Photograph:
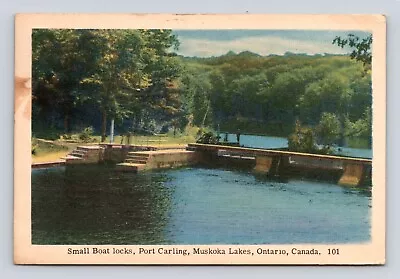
[[32, 165, 371, 245]]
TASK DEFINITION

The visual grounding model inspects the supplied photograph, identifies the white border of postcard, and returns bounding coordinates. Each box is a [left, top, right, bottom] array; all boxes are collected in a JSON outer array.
[[14, 14, 386, 265]]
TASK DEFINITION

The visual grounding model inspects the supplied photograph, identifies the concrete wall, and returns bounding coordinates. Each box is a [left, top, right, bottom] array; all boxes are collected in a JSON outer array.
[[146, 151, 200, 170], [102, 145, 157, 163], [86, 149, 103, 163], [253, 156, 273, 174], [338, 163, 365, 186], [103, 146, 128, 163], [287, 155, 344, 170], [66, 147, 104, 165]]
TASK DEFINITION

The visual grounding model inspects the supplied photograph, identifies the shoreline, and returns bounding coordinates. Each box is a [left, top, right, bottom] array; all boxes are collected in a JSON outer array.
[[32, 160, 66, 169]]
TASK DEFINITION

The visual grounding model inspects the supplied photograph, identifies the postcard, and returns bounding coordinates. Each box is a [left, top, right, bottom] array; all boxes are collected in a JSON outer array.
[[14, 14, 386, 265]]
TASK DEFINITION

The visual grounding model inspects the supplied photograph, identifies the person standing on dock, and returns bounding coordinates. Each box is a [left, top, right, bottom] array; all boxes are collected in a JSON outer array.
[[224, 132, 229, 142], [236, 129, 241, 144]]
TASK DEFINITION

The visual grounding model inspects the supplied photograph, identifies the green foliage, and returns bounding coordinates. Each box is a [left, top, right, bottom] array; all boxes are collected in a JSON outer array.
[[31, 138, 69, 156], [78, 127, 95, 143], [315, 112, 341, 149], [32, 30, 372, 148], [32, 126, 63, 141], [288, 121, 317, 153], [196, 131, 219, 145], [180, 68, 212, 126], [32, 142, 39, 155], [345, 107, 372, 147], [32, 29, 183, 141], [60, 134, 73, 140], [332, 34, 372, 67], [288, 115, 342, 155], [181, 53, 371, 145]]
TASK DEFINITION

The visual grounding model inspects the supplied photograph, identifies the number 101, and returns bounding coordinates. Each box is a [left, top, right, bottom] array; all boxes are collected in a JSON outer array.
[[328, 248, 340, 255]]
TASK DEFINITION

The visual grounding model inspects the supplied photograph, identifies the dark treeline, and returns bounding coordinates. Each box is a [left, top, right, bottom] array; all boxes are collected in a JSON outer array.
[[32, 30, 372, 147], [180, 51, 371, 146], [32, 29, 183, 141]]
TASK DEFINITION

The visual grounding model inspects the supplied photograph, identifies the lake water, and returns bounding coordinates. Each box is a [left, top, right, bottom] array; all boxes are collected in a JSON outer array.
[[32, 165, 371, 245], [219, 133, 372, 159]]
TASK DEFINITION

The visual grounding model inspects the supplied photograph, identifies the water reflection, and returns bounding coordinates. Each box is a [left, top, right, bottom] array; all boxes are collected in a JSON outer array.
[[32, 166, 173, 244], [163, 168, 371, 244], [32, 165, 371, 245]]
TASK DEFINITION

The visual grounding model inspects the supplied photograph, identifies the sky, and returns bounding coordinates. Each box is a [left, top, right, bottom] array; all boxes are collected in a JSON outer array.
[[172, 30, 371, 57]]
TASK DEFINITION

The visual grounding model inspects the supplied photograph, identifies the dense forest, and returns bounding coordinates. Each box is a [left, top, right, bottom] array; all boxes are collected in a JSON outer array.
[[32, 29, 372, 148]]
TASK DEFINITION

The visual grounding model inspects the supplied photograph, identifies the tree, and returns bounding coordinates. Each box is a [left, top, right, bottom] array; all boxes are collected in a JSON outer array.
[[333, 34, 372, 67], [80, 29, 181, 141], [179, 67, 212, 127], [287, 120, 317, 153], [315, 112, 341, 149], [288, 115, 340, 155], [131, 30, 183, 135], [33, 29, 183, 141], [32, 35, 372, 148], [79, 30, 147, 141], [345, 107, 372, 148], [32, 29, 96, 133], [298, 73, 352, 145]]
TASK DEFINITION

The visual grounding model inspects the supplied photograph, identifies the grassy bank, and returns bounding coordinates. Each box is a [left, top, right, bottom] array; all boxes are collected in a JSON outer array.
[[32, 138, 71, 163], [31, 126, 203, 163]]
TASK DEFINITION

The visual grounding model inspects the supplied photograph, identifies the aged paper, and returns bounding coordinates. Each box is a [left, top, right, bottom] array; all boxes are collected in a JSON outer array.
[[15, 14, 386, 265]]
